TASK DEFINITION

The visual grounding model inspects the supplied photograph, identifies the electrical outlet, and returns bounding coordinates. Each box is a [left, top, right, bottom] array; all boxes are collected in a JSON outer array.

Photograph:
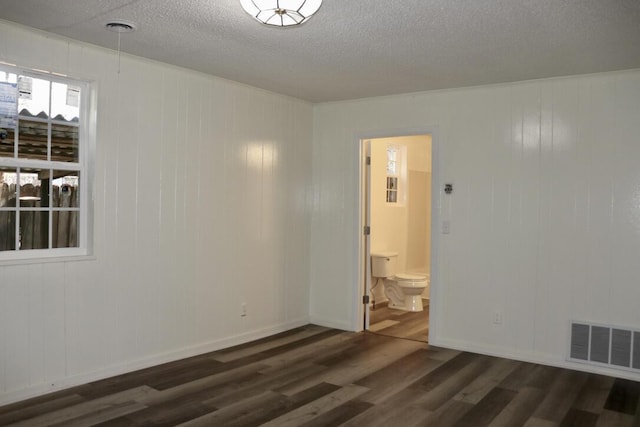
[[241, 303, 247, 317], [493, 310, 503, 325], [442, 220, 451, 234]]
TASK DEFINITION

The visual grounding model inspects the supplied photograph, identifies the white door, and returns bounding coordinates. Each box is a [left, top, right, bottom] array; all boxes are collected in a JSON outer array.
[[363, 139, 372, 329]]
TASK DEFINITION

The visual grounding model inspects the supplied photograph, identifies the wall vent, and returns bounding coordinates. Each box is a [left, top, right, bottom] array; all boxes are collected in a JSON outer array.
[[569, 322, 640, 371]]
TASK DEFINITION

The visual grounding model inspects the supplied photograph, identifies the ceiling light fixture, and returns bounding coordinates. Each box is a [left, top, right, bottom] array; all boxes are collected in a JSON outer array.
[[240, 0, 322, 27]]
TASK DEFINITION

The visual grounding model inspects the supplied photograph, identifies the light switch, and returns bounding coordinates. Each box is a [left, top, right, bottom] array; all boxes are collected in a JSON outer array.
[[442, 220, 450, 234]]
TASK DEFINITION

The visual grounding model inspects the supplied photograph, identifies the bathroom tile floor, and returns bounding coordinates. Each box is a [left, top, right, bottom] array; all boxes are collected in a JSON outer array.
[[2, 324, 639, 426], [368, 300, 429, 342]]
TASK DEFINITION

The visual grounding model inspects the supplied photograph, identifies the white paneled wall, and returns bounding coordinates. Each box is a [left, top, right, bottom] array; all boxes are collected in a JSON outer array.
[[0, 21, 312, 404], [310, 70, 640, 380]]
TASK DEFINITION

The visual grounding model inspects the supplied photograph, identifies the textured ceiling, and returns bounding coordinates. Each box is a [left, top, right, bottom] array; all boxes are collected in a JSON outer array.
[[0, 0, 639, 102]]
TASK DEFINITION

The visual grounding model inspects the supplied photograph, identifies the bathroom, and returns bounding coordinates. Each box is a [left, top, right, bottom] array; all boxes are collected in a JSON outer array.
[[367, 134, 432, 341]]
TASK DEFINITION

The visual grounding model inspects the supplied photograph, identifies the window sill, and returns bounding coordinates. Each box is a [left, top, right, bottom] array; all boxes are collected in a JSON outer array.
[[0, 253, 96, 266]]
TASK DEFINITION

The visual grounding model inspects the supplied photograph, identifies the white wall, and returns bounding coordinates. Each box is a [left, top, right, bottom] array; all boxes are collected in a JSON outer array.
[[0, 21, 313, 404], [310, 69, 640, 380], [405, 135, 431, 276]]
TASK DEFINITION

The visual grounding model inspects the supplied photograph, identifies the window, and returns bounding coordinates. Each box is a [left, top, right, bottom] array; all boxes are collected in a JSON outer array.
[[385, 144, 405, 204], [0, 65, 92, 261]]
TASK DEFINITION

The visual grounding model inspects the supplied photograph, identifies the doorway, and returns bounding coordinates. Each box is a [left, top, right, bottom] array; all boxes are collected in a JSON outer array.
[[361, 134, 433, 342]]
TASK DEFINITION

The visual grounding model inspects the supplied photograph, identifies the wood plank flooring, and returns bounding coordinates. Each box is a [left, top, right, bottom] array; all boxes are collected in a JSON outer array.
[[369, 301, 429, 342], [1, 324, 640, 426]]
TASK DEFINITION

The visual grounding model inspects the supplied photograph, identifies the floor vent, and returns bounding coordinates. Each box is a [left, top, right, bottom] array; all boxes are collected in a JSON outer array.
[[570, 322, 640, 371]]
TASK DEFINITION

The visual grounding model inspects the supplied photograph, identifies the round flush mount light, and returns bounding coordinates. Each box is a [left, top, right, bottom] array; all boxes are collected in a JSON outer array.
[[105, 20, 137, 33], [240, 0, 322, 27]]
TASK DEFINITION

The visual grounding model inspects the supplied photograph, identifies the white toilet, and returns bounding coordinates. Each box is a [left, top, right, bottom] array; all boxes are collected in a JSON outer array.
[[371, 251, 428, 312]]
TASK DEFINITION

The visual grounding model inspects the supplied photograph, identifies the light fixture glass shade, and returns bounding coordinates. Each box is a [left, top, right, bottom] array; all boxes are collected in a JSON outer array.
[[240, 0, 322, 27]]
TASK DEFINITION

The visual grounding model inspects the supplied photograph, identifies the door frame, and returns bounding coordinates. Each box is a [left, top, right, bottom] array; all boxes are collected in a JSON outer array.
[[354, 126, 442, 342]]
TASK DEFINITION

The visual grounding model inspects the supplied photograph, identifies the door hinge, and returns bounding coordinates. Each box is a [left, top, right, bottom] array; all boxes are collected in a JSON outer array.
[[363, 226, 370, 235], [366, 156, 371, 165], [363, 295, 370, 304]]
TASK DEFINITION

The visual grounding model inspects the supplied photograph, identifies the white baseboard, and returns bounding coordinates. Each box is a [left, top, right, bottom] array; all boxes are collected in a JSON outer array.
[[430, 336, 640, 383], [309, 316, 354, 332], [0, 316, 310, 406]]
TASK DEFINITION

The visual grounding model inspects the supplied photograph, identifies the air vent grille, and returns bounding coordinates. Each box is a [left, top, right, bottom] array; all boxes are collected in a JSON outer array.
[[611, 329, 632, 367], [569, 322, 639, 372]]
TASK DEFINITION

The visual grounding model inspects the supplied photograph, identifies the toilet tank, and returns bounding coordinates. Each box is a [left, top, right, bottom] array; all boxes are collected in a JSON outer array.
[[371, 251, 398, 278]]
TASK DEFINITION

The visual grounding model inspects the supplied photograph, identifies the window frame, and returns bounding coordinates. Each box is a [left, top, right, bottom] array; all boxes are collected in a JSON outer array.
[[0, 64, 94, 264]]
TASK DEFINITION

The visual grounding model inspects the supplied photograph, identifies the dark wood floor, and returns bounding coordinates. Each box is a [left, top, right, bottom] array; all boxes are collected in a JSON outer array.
[[2, 324, 640, 426], [368, 300, 429, 342]]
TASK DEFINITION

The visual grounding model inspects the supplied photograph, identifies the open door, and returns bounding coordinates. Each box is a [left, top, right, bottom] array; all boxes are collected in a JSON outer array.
[[363, 139, 372, 330], [360, 134, 433, 342]]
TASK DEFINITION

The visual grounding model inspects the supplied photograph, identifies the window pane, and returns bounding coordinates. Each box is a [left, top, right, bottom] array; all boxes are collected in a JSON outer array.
[[387, 176, 397, 190], [387, 161, 396, 175], [387, 146, 397, 175], [387, 190, 397, 203], [51, 124, 78, 162], [53, 210, 79, 248], [0, 72, 17, 84], [18, 168, 49, 208], [18, 76, 50, 118], [0, 166, 17, 207], [0, 73, 18, 131], [52, 171, 79, 208], [51, 172, 79, 249], [51, 82, 80, 122], [0, 127, 15, 157], [19, 210, 48, 250], [18, 119, 48, 160], [0, 211, 16, 251]]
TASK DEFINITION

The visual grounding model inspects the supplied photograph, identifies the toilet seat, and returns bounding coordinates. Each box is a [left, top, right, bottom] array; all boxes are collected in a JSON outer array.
[[393, 273, 427, 289]]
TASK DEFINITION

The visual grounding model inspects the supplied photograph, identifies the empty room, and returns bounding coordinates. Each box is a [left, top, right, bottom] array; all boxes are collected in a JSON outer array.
[[1, 1, 640, 425]]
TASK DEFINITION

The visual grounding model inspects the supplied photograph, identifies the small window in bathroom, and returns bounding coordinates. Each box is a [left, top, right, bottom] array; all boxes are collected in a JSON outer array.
[[386, 145, 402, 204]]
